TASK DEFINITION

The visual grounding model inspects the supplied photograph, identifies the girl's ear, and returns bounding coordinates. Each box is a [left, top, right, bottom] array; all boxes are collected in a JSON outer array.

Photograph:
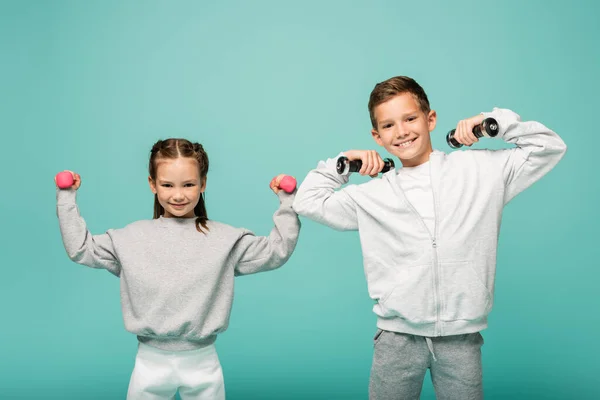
[[148, 176, 157, 194]]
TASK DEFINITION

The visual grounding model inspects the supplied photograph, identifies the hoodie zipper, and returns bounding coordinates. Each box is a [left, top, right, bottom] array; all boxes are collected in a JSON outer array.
[[429, 159, 441, 336], [392, 156, 441, 335]]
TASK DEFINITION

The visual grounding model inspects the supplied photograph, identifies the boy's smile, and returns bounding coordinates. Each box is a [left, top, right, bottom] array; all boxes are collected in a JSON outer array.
[[371, 92, 437, 168]]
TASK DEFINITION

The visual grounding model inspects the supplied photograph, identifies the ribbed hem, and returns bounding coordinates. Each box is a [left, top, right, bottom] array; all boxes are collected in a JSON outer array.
[[137, 334, 217, 351], [277, 190, 296, 205], [56, 188, 77, 205], [377, 316, 488, 337]]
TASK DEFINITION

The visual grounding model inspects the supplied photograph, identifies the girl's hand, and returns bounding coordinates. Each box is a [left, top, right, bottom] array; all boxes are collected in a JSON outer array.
[[55, 170, 81, 190], [270, 174, 296, 194]]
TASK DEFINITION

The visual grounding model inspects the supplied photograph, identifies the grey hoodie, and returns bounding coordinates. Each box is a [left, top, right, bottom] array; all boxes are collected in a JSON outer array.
[[293, 108, 566, 337], [57, 190, 300, 350]]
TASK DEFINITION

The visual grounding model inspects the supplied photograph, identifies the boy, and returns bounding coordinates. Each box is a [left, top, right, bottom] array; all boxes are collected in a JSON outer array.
[[292, 76, 566, 399]]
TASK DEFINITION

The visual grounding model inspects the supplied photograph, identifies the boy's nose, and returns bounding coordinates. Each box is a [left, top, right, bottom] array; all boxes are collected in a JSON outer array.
[[395, 126, 410, 138]]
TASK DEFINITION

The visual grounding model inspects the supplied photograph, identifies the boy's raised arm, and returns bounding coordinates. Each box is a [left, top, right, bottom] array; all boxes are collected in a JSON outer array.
[[485, 108, 567, 203], [293, 153, 360, 231]]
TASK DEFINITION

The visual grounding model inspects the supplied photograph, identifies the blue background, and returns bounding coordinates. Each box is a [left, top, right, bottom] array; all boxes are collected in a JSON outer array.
[[1, 0, 598, 398]]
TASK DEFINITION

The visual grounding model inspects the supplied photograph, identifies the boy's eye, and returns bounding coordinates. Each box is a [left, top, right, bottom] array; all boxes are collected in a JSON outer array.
[[161, 184, 172, 188], [184, 183, 196, 187], [407, 116, 416, 122], [383, 123, 393, 129]]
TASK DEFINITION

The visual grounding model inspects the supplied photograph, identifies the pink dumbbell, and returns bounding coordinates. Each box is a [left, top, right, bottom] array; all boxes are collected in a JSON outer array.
[[279, 176, 297, 193], [55, 171, 74, 189]]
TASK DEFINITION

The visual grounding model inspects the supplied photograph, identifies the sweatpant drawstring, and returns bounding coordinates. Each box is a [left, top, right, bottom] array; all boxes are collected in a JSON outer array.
[[425, 337, 437, 361]]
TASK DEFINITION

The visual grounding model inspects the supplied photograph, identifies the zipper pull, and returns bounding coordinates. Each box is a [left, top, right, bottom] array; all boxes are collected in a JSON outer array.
[[432, 238, 437, 248]]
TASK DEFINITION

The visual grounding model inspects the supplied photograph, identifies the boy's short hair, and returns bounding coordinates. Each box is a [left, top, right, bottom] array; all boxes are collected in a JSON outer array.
[[368, 76, 431, 129]]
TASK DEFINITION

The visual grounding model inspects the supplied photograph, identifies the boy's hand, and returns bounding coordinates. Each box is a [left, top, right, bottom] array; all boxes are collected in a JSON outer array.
[[343, 150, 385, 178], [55, 170, 81, 190], [452, 114, 486, 147]]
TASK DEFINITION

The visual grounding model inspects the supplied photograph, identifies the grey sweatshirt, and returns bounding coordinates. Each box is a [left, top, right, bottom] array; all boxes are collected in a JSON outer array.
[[57, 189, 300, 350], [293, 108, 566, 337]]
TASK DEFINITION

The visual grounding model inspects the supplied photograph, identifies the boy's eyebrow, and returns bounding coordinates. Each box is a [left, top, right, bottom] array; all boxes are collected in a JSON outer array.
[[379, 111, 420, 124]]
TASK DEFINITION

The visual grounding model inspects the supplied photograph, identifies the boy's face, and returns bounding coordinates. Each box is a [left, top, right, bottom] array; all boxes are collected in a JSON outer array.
[[371, 93, 436, 168], [148, 157, 206, 218]]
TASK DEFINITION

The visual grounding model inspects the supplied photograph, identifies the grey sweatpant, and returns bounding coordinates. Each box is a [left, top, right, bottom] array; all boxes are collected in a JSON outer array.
[[369, 330, 484, 400]]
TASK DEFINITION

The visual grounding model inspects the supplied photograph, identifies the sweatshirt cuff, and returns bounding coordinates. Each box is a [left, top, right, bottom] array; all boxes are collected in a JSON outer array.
[[481, 107, 522, 139], [56, 188, 77, 206], [319, 152, 350, 184], [277, 190, 296, 207]]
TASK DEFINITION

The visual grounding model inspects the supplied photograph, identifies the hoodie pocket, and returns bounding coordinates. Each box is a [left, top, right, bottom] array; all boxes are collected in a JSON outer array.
[[440, 261, 491, 321], [373, 329, 384, 346], [378, 264, 436, 324]]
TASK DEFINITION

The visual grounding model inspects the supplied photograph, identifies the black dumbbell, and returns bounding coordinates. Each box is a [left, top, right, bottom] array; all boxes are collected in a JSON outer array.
[[446, 117, 499, 149], [336, 156, 395, 176]]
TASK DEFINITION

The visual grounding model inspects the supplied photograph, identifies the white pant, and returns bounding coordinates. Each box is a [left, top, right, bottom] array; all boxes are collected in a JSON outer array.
[[127, 342, 225, 400]]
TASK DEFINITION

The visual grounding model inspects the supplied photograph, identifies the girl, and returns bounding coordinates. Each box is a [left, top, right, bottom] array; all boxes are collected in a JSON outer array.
[[55, 138, 300, 399]]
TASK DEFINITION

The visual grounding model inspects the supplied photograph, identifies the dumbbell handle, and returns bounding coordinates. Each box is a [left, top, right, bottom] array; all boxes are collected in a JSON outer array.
[[336, 156, 395, 175], [446, 117, 499, 149]]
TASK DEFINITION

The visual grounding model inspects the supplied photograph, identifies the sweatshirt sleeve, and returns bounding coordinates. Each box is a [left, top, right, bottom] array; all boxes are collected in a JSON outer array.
[[292, 153, 359, 231], [483, 108, 567, 204], [233, 191, 301, 276], [56, 189, 121, 277]]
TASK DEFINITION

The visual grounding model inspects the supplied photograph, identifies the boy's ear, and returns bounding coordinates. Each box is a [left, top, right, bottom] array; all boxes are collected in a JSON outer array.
[[371, 128, 384, 146], [148, 176, 157, 194], [428, 110, 437, 132]]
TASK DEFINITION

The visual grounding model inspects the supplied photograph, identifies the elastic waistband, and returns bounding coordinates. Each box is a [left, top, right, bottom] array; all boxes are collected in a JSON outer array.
[[376, 316, 488, 337], [137, 334, 217, 351]]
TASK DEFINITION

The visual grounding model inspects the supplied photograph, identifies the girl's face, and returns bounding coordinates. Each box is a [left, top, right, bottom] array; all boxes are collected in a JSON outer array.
[[149, 157, 206, 218]]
